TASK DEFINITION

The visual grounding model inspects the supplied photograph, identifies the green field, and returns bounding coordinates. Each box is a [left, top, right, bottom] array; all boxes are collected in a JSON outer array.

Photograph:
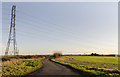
[[65, 56, 118, 64]]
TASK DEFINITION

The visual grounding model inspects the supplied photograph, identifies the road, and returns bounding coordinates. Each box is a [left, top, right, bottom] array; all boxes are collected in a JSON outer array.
[[28, 59, 81, 76]]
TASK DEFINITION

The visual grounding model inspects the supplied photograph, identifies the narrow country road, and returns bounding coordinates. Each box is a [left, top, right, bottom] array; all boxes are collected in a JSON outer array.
[[28, 59, 81, 76]]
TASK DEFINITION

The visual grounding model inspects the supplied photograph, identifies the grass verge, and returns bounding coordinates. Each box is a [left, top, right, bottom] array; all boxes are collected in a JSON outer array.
[[2, 58, 44, 77]]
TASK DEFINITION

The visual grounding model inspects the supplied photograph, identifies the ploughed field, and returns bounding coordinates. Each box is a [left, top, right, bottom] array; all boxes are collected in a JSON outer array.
[[51, 56, 120, 77]]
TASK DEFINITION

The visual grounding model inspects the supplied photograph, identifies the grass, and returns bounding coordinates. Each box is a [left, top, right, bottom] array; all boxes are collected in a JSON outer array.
[[2, 58, 44, 76], [65, 56, 118, 64], [51, 58, 120, 77]]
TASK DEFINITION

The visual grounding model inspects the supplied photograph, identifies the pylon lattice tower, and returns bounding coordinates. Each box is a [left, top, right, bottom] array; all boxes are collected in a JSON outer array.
[[5, 5, 18, 56]]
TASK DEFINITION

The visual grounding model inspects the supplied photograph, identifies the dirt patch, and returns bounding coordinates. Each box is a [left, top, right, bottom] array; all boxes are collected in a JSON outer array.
[[55, 57, 68, 61]]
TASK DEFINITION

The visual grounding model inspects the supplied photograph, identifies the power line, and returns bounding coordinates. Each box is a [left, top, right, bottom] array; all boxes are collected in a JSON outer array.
[[2, 6, 100, 46], [3, 7, 84, 40], [16, 9, 81, 35], [2, 17, 84, 44]]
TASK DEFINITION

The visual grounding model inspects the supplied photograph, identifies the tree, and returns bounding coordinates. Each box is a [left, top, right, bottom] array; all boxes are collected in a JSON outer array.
[[53, 52, 62, 58]]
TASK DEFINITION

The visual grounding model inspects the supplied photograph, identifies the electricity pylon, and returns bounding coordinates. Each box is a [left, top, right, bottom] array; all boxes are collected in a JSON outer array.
[[5, 5, 18, 56]]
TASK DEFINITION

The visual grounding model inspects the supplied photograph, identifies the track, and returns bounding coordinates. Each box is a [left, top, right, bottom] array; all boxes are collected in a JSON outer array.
[[28, 59, 81, 76]]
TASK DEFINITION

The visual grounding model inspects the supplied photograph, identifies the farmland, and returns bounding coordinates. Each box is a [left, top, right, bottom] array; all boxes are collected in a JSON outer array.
[[51, 55, 120, 77], [65, 56, 118, 64], [1, 55, 120, 77]]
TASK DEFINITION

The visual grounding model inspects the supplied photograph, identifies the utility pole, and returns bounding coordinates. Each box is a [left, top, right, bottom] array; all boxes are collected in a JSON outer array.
[[5, 5, 18, 56]]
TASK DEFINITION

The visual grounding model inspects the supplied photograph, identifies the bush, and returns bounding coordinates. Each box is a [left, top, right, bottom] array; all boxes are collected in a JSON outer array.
[[91, 53, 99, 56], [2, 57, 11, 61], [53, 52, 62, 58]]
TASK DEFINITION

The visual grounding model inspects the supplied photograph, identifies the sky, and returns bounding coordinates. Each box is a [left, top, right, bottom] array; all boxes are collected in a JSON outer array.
[[1, 2, 118, 55]]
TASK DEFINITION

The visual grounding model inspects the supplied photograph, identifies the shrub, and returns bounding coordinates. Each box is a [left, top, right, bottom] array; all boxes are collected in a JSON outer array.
[[2, 57, 11, 61], [53, 52, 62, 58]]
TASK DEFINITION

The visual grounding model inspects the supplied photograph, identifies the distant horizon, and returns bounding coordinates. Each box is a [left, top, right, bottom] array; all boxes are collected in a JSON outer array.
[[0, 52, 118, 56]]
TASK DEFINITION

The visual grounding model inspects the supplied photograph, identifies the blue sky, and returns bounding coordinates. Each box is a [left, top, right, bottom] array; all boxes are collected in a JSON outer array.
[[2, 2, 118, 55]]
